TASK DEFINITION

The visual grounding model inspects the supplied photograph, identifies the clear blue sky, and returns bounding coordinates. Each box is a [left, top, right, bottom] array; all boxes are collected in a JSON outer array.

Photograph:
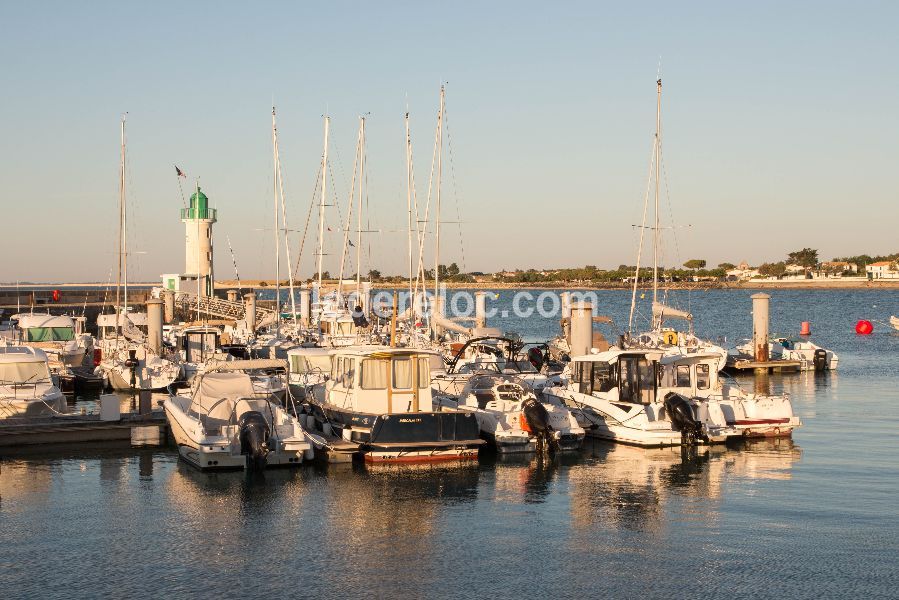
[[2, 1, 896, 282]]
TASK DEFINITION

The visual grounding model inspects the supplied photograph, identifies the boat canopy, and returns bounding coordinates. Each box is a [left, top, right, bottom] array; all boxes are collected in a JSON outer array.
[[570, 348, 664, 363], [192, 371, 257, 420], [652, 302, 692, 322], [204, 358, 287, 373]]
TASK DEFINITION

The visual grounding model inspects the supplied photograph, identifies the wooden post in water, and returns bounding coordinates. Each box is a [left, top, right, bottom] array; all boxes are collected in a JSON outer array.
[[752, 293, 771, 373]]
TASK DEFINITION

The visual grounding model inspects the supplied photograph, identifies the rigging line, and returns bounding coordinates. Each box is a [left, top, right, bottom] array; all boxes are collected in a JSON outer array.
[[627, 134, 659, 334], [226, 235, 242, 293], [337, 123, 363, 296], [443, 99, 467, 273], [291, 160, 323, 281], [413, 105, 441, 304]]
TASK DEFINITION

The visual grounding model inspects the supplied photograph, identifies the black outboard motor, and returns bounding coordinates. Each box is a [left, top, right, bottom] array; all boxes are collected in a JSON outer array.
[[522, 397, 556, 452], [238, 411, 271, 470], [352, 305, 369, 328], [813, 348, 828, 372], [663, 392, 704, 446], [124, 349, 140, 389]]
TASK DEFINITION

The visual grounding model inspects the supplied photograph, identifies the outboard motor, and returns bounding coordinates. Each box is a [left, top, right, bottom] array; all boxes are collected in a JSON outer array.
[[352, 305, 369, 328], [124, 349, 140, 389], [663, 392, 704, 446], [238, 411, 271, 470], [521, 397, 556, 452], [813, 348, 828, 372]]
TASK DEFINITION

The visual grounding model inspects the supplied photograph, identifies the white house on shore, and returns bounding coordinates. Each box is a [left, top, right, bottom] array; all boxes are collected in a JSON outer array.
[[865, 261, 899, 279]]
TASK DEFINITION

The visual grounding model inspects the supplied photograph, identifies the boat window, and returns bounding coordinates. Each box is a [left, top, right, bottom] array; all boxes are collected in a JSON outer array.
[[696, 364, 710, 390], [618, 359, 637, 402], [392, 358, 413, 389], [676, 365, 691, 387], [0, 361, 50, 384], [418, 358, 430, 389], [427, 354, 445, 373], [25, 327, 75, 342], [638, 361, 656, 404], [331, 356, 342, 381], [591, 362, 614, 392], [308, 354, 331, 373], [576, 362, 592, 395], [360, 359, 388, 389]]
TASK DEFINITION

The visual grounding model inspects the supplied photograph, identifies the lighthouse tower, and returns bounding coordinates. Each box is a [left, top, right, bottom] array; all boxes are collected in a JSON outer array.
[[182, 187, 217, 297]]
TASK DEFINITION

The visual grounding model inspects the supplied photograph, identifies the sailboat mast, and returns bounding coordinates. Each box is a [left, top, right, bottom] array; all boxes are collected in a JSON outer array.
[[356, 116, 365, 298], [273, 107, 297, 330], [404, 113, 414, 310], [434, 85, 444, 314], [121, 118, 129, 328], [272, 108, 281, 339], [652, 78, 662, 309], [317, 116, 330, 292], [116, 117, 125, 329]]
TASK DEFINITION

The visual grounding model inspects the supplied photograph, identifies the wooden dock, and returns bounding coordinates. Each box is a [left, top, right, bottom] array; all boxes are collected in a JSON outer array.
[[725, 357, 803, 373], [0, 411, 168, 451]]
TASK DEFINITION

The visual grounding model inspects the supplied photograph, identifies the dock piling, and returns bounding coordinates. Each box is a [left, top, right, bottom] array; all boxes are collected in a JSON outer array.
[[570, 301, 594, 358]]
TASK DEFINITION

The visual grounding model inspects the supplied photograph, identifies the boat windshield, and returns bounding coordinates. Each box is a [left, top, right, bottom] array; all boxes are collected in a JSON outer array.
[[0, 361, 51, 384], [24, 327, 75, 342], [290, 354, 331, 374]]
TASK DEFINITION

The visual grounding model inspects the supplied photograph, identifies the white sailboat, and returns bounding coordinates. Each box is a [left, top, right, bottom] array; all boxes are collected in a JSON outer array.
[[625, 78, 728, 370], [93, 117, 181, 391]]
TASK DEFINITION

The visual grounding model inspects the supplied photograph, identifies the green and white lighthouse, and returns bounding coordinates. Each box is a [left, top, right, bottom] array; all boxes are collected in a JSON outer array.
[[181, 187, 217, 297]]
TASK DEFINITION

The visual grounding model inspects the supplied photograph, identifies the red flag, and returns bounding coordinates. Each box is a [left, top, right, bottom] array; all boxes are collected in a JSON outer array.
[[175, 165, 186, 178]]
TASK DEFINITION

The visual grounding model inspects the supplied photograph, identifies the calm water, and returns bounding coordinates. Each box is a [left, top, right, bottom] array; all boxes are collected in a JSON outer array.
[[2, 289, 898, 599]]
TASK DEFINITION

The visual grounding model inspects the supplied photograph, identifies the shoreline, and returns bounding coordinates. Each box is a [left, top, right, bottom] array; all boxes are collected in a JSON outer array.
[[4, 279, 899, 292]]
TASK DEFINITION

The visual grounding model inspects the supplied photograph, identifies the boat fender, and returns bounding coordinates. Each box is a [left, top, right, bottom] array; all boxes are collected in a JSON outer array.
[[813, 348, 827, 372], [527, 346, 545, 371], [238, 411, 271, 469]]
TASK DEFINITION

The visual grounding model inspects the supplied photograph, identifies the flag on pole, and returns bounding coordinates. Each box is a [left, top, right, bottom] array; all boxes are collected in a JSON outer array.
[[348, 239, 355, 247], [175, 165, 186, 178]]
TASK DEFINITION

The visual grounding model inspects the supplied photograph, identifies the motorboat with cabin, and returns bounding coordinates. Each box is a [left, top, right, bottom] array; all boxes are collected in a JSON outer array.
[[163, 359, 319, 470], [0, 347, 67, 418], [543, 349, 737, 447], [733, 337, 839, 372], [0, 312, 92, 368], [659, 351, 801, 438], [305, 345, 484, 463], [435, 372, 585, 453]]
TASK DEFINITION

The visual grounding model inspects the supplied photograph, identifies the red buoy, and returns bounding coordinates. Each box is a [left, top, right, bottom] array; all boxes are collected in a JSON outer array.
[[855, 320, 873, 335], [800, 321, 811, 336], [51, 289, 61, 302]]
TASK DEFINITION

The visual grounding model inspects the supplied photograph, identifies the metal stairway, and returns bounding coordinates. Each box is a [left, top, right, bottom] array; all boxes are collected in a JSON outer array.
[[171, 291, 274, 327]]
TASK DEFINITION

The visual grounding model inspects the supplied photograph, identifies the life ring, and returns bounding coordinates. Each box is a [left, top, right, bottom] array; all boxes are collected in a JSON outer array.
[[662, 330, 678, 345]]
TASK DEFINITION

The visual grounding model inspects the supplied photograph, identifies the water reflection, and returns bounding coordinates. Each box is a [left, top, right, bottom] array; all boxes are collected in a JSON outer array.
[[568, 439, 802, 533]]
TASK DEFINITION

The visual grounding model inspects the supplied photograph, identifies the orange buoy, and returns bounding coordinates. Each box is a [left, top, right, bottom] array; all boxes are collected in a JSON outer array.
[[855, 320, 873, 335], [800, 321, 811, 336]]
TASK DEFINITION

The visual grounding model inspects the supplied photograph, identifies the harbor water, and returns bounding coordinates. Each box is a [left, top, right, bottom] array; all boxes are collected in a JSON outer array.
[[2, 289, 898, 599]]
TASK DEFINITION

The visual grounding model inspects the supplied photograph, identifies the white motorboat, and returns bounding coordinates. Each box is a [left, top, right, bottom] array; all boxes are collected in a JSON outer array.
[[734, 337, 839, 371], [306, 345, 484, 463], [164, 359, 318, 470], [0, 313, 92, 368], [436, 373, 584, 453], [659, 351, 801, 438], [0, 347, 67, 418], [543, 349, 737, 447], [432, 335, 552, 398]]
